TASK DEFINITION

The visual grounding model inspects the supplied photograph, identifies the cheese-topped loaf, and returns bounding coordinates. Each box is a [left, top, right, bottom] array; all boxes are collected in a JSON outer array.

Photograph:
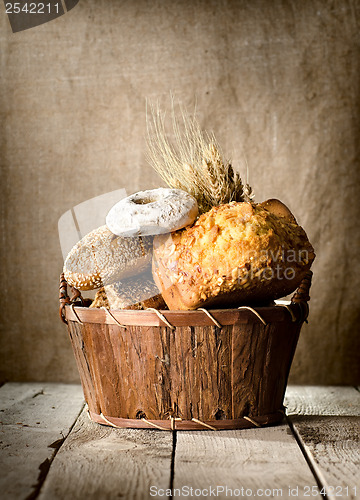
[[152, 200, 315, 310]]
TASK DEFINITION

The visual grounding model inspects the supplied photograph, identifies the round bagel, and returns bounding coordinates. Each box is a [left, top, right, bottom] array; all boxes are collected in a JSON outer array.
[[106, 188, 198, 237]]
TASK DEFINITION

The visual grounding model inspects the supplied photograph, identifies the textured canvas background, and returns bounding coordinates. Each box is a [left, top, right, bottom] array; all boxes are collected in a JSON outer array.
[[1, 0, 359, 384]]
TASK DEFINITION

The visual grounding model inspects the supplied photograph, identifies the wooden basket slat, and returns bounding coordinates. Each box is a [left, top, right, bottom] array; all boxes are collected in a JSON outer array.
[[168, 325, 233, 421], [67, 321, 101, 415]]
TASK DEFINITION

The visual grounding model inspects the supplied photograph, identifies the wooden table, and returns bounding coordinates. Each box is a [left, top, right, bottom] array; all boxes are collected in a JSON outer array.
[[0, 384, 359, 500]]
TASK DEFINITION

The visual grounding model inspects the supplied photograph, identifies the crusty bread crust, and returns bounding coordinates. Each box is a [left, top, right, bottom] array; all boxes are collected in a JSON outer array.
[[90, 271, 166, 310], [90, 288, 109, 309], [64, 225, 153, 290], [153, 201, 315, 310]]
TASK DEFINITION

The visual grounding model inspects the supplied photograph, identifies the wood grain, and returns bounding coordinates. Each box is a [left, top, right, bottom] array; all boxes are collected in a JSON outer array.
[[1, 384, 359, 500], [67, 321, 101, 414], [285, 385, 360, 416], [0, 383, 84, 500], [38, 408, 173, 500], [169, 325, 232, 420], [231, 321, 301, 418], [285, 386, 360, 500], [65, 306, 301, 426], [173, 425, 321, 499], [290, 416, 359, 500]]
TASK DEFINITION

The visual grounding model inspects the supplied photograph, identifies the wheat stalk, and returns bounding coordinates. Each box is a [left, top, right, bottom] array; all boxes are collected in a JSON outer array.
[[146, 100, 254, 214]]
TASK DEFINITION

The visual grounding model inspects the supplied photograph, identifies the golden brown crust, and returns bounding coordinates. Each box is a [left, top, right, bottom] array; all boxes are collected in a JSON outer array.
[[258, 198, 297, 223], [153, 201, 315, 310], [90, 288, 109, 309], [90, 272, 166, 310]]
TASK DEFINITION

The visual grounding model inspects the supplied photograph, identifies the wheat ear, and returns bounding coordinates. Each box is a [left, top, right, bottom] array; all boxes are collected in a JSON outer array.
[[146, 100, 253, 213]]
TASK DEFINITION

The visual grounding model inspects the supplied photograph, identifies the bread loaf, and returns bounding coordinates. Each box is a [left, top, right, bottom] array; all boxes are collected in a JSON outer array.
[[64, 225, 153, 290], [90, 288, 109, 309], [90, 271, 166, 310], [153, 200, 315, 310]]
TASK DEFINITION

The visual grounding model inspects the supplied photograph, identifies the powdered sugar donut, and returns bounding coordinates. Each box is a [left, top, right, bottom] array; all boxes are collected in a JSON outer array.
[[106, 188, 198, 237]]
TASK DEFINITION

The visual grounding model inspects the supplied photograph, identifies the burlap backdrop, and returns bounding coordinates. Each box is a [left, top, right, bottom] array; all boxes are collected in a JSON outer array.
[[1, 0, 359, 383]]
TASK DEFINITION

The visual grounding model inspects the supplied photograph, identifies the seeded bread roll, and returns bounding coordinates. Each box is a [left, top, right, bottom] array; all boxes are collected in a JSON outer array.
[[153, 200, 315, 310], [64, 225, 153, 290], [90, 272, 166, 310]]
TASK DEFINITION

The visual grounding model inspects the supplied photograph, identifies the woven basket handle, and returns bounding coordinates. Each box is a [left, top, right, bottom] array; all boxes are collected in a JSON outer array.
[[59, 273, 84, 324], [289, 270, 313, 323], [291, 270, 313, 304]]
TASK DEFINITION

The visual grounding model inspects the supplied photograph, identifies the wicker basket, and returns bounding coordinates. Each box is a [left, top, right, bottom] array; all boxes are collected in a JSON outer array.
[[59, 271, 312, 431]]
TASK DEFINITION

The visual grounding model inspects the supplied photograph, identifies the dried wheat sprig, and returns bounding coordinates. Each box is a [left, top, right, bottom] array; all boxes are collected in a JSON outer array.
[[146, 100, 253, 214]]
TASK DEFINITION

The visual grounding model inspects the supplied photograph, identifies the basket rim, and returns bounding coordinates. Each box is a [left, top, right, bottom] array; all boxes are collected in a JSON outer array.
[[59, 271, 312, 326], [64, 301, 304, 327]]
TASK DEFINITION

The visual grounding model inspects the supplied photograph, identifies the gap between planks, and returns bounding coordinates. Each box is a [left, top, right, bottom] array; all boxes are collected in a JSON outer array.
[[38, 408, 174, 500], [2, 384, 359, 500], [40, 413, 317, 500], [0, 383, 85, 500], [31, 401, 85, 500], [285, 386, 360, 500], [172, 425, 322, 500]]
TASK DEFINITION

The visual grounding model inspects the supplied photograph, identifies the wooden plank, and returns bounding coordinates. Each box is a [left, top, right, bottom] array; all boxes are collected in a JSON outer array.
[[285, 386, 360, 500], [0, 382, 84, 500], [173, 425, 321, 499], [285, 385, 360, 416], [39, 408, 173, 500], [290, 415, 359, 500]]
